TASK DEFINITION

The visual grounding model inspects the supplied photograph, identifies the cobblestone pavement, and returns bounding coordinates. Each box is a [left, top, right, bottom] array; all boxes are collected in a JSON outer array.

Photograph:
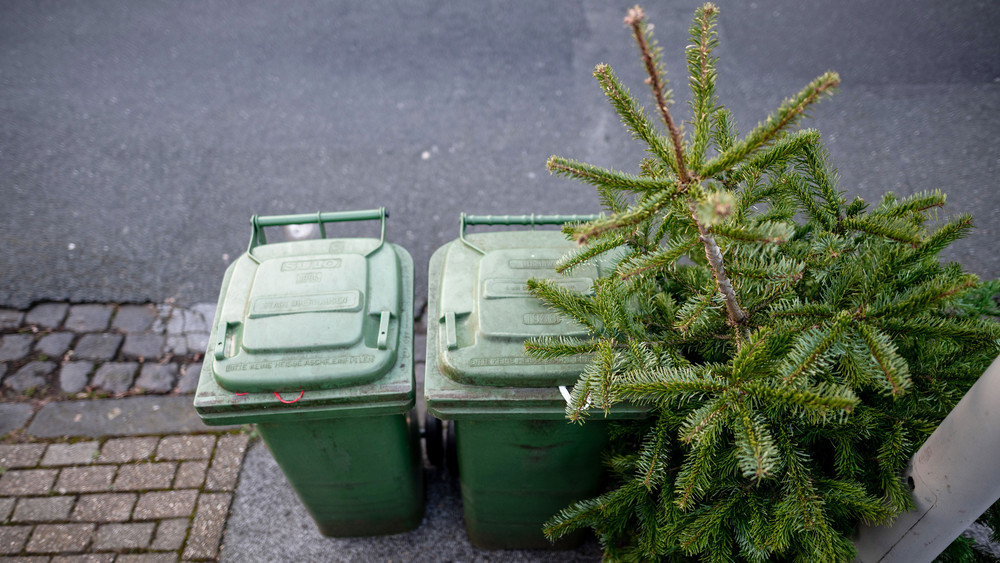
[[0, 302, 215, 400], [0, 302, 255, 562], [0, 433, 249, 562]]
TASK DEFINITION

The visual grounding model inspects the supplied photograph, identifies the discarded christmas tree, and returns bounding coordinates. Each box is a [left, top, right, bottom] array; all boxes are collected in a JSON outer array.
[[528, 4, 1000, 561]]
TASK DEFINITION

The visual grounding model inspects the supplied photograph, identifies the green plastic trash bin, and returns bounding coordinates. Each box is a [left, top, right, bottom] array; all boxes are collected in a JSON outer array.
[[424, 214, 646, 549], [193, 208, 423, 537]]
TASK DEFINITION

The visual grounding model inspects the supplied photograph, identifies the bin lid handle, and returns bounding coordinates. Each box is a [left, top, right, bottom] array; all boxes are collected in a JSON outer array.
[[246, 208, 389, 259], [458, 213, 601, 255]]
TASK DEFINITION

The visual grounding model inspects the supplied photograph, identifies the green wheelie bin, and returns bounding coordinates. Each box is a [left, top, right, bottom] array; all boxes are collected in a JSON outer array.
[[424, 214, 645, 549], [193, 208, 423, 537]]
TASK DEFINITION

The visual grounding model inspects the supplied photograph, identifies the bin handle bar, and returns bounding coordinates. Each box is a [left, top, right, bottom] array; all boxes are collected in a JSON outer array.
[[247, 207, 388, 257], [459, 213, 601, 254]]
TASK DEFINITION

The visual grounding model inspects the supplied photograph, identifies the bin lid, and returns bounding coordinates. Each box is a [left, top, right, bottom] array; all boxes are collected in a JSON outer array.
[[435, 230, 598, 387], [209, 237, 402, 393]]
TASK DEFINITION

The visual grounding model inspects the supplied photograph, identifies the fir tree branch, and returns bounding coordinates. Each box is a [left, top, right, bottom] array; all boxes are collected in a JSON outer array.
[[679, 397, 729, 444], [570, 188, 679, 244], [701, 72, 840, 178], [841, 215, 922, 246], [877, 315, 1000, 344], [686, 3, 719, 172], [855, 323, 912, 395], [593, 63, 679, 175], [711, 221, 794, 245], [743, 381, 858, 420], [797, 141, 845, 229], [779, 321, 847, 385], [729, 326, 786, 379], [679, 495, 741, 553], [873, 189, 946, 217], [876, 419, 914, 512], [736, 129, 821, 179], [555, 233, 626, 274], [638, 416, 674, 488], [869, 273, 978, 318], [675, 426, 723, 509], [696, 223, 749, 325], [785, 174, 838, 231], [769, 301, 835, 321], [524, 336, 601, 360], [526, 278, 599, 333], [919, 213, 974, 257], [674, 284, 718, 333], [547, 156, 676, 194], [733, 404, 780, 481], [626, 5, 691, 184], [618, 236, 700, 281], [620, 365, 728, 404]]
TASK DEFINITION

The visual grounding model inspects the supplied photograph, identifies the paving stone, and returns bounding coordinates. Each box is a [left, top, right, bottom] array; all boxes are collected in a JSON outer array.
[[25, 523, 94, 553], [150, 518, 188, 551], [175, 362, 201, 393], [4, 362, 55, 392], [52, 554, 115, 563], [41, 442, 99, 466], [0, 444, 45, 469], [155, 435, 215, 461], [112, 462, 175, 491], [0, 469, 57, 495], [134, 364, 176, 393], [182, 308, 210, 333], [150, 305, 170, 335], [183, 492, 231, 560], [186, 332, 209, 355], [0, 526, 32, 555], [92, 522, 154, 550], [59, 361, 92, 394], [0, 404, 33, 437], [0, 310, 24, 331], [73, 334, 123, 362], [120, 334, 165, 360], [111, 304, 157, 333], [11, 496, 75, 522], [64, 304, 114, 332], [133, 490, 198, 520], [165, 309, 184, 336], [97, 437, 157, 463], [0, 335, 34, 362], [0, 555, 51, 562], [89, 362, 136, 394], [24, 303, 69, 330], [205, 434, 250, 491], [27, 397, 229, 438], [164, 335, 187, 355], [55, 466, 115, 493], [34, 332, 74, 358], [70, 493, 136, 522], [0, 497, 15, 521], [190, 303, 217, 327], [115, 554, 177, 563], [174, 460, 208, 489]]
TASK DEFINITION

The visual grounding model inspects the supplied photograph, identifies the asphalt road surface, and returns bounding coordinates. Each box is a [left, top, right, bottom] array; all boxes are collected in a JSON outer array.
[[2, 0, 998, 311]]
